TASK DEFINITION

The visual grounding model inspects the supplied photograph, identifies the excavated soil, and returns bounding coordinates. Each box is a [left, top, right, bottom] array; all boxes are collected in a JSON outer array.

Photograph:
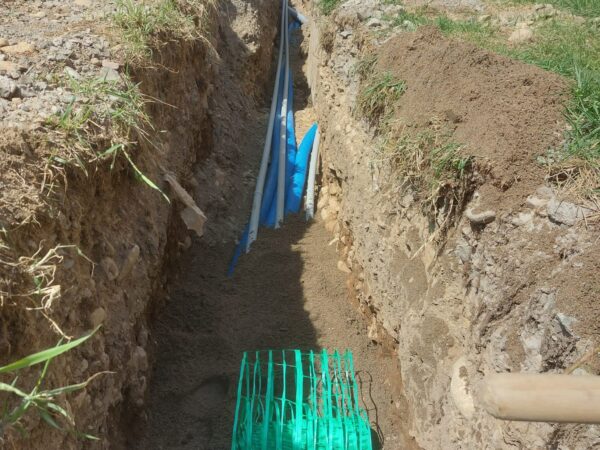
[[376, 26, 569, 211]]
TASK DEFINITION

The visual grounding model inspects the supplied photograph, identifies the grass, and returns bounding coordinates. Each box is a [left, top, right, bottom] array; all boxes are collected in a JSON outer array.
[[46, 74, 170, 201], [375, 125, 474, 228], [353, 55, 378, 81], [380, 129, 472, 191], [319, 0, 342, 15], [0, 328, 102, 439], [113, 0, 211, 61], [434, 15, 496, 45], [356, 72, 406, 126], [386, 9, 430, 30], [500, 0, 600, 18]]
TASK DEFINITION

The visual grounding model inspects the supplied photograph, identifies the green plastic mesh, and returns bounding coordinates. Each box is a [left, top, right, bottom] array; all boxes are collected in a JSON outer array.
[[231, 349, 373, 450]]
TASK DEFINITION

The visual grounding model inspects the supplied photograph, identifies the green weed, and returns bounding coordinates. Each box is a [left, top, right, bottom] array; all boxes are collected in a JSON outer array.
[[357, 72, 406, 126], [375, 126, 473, 226], [381, 131, 471, 186], [0, 328, 102, 439]]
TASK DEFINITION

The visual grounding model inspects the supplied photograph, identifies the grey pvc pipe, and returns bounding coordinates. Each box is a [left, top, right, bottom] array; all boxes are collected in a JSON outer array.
[[305, 127, 320, 220], [481, 373, 600, 424], [246, 0, 286, 250], [276, 0, 290, 228]]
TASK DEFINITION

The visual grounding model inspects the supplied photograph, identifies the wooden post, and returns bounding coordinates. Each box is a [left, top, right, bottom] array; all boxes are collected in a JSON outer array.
[[481, 373, 600, 424]]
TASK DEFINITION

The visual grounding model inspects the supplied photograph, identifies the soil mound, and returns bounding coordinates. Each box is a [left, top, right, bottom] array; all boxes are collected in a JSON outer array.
[[377, 26, 569, 210]]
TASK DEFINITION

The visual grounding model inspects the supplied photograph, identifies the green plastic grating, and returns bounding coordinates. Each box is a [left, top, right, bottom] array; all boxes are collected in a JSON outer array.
[[232, 349, 373, 450]]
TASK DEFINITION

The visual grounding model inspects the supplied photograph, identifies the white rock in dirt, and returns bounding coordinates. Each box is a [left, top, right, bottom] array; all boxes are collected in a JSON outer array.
[[535, 4, 556, 19], [317, 195, 328, 210], [555, 312, 576, 336], [63, 66, 81, 79], [98, 67, 120, 82], [455, 237, 472, 264], [526, 195, 550, 209], [1, 42, 36, 55], [508, 27, 534, 44], [366, 18, 382, 28], [450, 357, 475, 419], [102, 59, 120, 70], [0, 76, 18, 99], [165, 173, 207, 237], [466, 207, 496, 225], [328, 197, 341, 213], [512, 211, 534, 226], [547, 198, 583, 226], [383, 4, 404, 16], [367, 316, 379, 342]]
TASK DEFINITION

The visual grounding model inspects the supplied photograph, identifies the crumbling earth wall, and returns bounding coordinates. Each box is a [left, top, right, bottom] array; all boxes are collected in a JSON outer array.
[[302, 1, 600, 448], [0, 1, 278, 448]]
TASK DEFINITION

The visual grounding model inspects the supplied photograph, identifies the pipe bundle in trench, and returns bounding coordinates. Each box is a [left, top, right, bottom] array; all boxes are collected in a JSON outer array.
[[228, 2, 319, 275]]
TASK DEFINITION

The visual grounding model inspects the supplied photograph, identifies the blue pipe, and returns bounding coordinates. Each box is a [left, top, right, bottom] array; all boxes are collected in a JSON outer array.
[[286, 123, 317, 214]]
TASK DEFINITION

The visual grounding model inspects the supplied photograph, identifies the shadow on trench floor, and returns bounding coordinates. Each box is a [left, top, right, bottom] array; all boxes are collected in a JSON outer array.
[[131, 215, 418, 450]]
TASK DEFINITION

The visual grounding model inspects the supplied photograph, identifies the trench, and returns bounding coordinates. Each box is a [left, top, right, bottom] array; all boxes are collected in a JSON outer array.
[[132, 12, 416, 450]]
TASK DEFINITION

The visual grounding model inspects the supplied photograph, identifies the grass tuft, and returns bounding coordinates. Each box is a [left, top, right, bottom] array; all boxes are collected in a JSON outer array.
[[374, 124, 474, 230], [386, 9, 430, 30], [353, 55, 378, 81], [45, 74, 170, 200], [113, 0, 212, 61], [435, 15, 496, 44], [380, 128, 472, 191], [0, 328, 103, 439], [357, 72, 406, 126]]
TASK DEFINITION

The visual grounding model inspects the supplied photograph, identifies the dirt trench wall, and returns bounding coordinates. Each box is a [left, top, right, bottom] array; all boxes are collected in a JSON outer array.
[[0, 1, 278, 448], [302, 4, 600, 449]]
